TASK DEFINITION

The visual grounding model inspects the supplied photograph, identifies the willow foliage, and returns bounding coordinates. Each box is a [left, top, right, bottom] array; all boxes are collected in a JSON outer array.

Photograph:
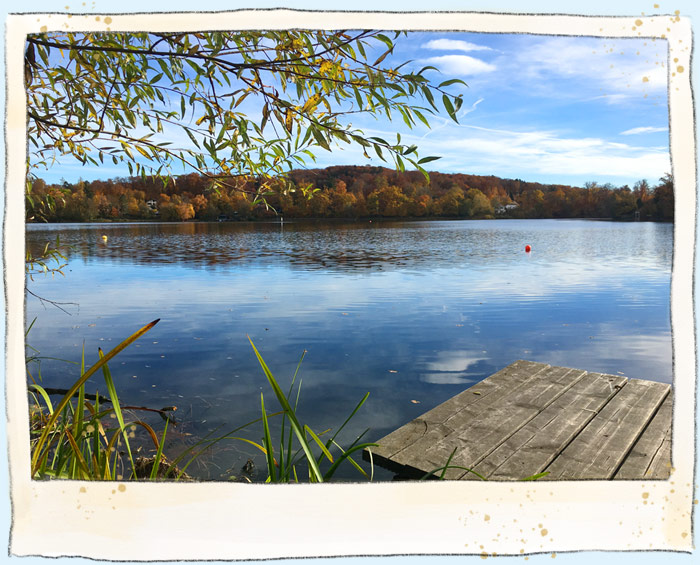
[[25, 30, 466, 202]]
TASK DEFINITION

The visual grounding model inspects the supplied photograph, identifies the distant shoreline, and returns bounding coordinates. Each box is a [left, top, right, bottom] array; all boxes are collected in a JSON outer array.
[[26, 215, 673, 226]]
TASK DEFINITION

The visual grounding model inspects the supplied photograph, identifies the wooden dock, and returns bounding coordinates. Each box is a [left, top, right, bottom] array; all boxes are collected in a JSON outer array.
[[364, 360, 672, 480]]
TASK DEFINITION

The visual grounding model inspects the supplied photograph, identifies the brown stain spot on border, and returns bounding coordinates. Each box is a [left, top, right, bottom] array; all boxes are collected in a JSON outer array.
[[118, 484, 126, 492]]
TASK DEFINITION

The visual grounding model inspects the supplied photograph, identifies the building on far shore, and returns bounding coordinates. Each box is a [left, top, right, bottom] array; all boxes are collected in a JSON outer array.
[[495, 202, 519, 214]]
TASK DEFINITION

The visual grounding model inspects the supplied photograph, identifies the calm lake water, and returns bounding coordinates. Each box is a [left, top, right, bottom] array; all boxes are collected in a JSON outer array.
[[25, 219, 673, 481]]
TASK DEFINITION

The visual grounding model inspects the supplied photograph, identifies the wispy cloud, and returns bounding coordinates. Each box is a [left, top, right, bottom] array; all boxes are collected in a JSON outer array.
[[422, 38, 494, 53], [411, 124, 670, 182], [586, 93, 633, 105], [505, 36, 668, 97], [620, 126, 668, 135], [422, 55, 496, 76]]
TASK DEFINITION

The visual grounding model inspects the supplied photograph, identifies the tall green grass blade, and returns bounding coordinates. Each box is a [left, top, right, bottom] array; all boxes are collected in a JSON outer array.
[[72, 344, 86, 454], [31, 319, 159, 477], [99, 348, 136, 478], [278, 352, 305, 479], [149, 418, 169, 480], [303, 424, 334, 463], [248, 337, 324, 482], [325, 392, 370, 451], [323, 442, 378, 480], [28, 384, 54, 414], [260, 393, 277, 481], [63, 429, 91, 479], [439, 447, 457, 479]]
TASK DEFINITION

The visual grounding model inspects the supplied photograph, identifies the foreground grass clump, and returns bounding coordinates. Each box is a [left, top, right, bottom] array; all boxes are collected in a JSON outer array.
[[28, 319, 170, 480], [247, 338, 377, 482], [27, 320, 376, 482]]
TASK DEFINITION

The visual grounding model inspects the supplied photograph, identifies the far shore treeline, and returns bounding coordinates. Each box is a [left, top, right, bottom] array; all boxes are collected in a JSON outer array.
[[27, 165, 674, 223]]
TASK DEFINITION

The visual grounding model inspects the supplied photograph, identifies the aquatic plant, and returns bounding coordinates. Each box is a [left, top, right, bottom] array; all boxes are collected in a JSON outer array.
[[28, 319, 376, 482], [163, 342, 378, 483], [29, 319, 163, 480], [248, 338, 376, 482], [418, 447, 549, 481]]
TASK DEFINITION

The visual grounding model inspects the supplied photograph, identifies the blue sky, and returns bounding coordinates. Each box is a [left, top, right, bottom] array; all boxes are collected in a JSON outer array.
[[36, 30, 671, 189], [313, 31, 671, 188]]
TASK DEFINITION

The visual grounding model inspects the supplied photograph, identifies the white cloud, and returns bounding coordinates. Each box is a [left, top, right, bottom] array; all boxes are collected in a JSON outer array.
[[620, 126, 668, 135], [422, 55, 496, 76], [506, 36, 668, 97], [414, 124, 670, 182], [423, 39, 493, 53]]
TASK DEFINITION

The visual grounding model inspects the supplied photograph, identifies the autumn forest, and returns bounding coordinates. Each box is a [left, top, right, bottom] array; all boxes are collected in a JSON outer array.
[[26, 165, 674, 223]]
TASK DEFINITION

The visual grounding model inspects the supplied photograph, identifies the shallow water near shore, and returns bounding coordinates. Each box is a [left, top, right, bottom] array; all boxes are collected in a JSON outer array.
[[25, 218, 673, 481]]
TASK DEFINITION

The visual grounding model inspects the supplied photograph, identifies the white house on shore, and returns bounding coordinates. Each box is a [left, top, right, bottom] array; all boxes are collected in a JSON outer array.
[[495, 202, 519, 214]]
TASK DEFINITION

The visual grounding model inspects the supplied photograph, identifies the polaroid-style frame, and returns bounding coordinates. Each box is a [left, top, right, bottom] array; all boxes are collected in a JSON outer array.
[[6, 9, 695, 560]]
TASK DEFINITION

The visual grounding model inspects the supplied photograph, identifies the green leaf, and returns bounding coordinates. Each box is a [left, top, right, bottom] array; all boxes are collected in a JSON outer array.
[[373, 144, 385, 161], [374, 34, 394, 50], [418, 155, 441, 164], [396, 154, 405, 172], [413, 108, 431, 129], [438, 78, 468, 88], [373, 48, 392, 67], [310, 127, 331, 151], [442, 94, 458, 123]]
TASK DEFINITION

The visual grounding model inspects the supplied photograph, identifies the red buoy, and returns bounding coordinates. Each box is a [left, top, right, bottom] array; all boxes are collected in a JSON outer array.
[[525, 245, 531, 253]]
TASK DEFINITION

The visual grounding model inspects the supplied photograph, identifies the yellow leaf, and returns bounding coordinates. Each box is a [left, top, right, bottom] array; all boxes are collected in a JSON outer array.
[[301, 94, 320, 113], [284, 108, 293, 134]]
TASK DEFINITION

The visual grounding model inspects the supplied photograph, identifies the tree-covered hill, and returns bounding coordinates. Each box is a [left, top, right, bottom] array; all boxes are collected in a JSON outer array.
[[26, 165, 674, 223]]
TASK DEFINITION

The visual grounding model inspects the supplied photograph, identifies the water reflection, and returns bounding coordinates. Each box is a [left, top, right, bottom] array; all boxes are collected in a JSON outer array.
[[25, 219, 673, 480], [27, 219, 672, 274]]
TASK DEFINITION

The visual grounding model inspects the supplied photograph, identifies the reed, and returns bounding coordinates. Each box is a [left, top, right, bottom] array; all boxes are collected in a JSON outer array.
[[29, 320, 162, 479], [248, 338, 377, 482], [166, 341, 378, 482]]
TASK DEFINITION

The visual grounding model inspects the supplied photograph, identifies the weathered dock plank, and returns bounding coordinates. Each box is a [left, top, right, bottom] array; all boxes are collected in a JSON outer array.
[[473, 372, 627, 480], [614, 393, 673, 480], [417, 365, 587, 480], [364, 361, 672, 481], [368, 360, 548, 475], [544, 378, 670, 480]]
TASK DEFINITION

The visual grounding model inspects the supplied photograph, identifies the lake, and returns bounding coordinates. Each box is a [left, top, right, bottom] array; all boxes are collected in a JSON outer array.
[[25, 219, 673, 481]]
